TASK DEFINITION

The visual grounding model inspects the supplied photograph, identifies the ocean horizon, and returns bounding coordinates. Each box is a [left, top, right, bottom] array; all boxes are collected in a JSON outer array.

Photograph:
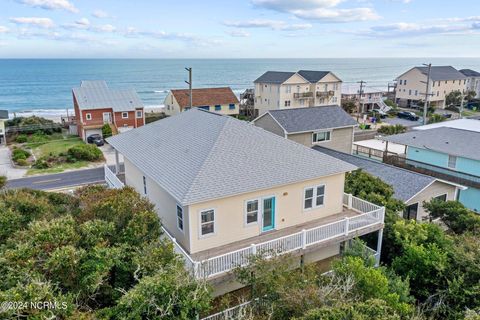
[[1, 58, 479, 119]]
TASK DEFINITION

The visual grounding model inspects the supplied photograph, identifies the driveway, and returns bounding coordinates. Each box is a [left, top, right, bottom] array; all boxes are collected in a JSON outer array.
[[99, 144, 123, 166], [0, 146, 27, 179], [383, 117, 421, 128]]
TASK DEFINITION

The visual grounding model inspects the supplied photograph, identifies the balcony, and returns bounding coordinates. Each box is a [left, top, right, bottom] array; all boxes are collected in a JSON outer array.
[[384, 154, 480, 189], [316, 90, 335, 98], [163, 193, 385, 279], [293, 92, 314, 99]]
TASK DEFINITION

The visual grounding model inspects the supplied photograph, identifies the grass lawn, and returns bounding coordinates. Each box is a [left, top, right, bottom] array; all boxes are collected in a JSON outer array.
[[27, 160, 90, 175], [29, 136, 84, 158]]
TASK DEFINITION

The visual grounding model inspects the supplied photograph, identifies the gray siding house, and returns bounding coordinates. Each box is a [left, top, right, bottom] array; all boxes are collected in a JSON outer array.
[[252, 105, 357, 153]]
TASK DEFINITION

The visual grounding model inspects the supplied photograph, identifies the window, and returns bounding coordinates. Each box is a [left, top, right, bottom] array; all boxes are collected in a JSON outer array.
[[215, 105, 221, 111], [445, 81, 447, 84], [324, 84, 328, 91], [229, 103, 235, 110], [432, 81, 435, 87], [177, 205, 184, 231], [143, 176, 147, 195], [437, 91, 439, 96], [200, 209, 215, 236], [448, 155, 457, 169], [312, 131, 331, 143], [286, 85, 291, 93], [245, 199, 259, 225], [403, 203, 418, 220], [199, 106, 210, 111], [404, 80, 407, 85], [399, 80, 403, 85], [453, 80, 455, 84], [122, 112, 129, 119], [136, 110, 142, 118], [304, 185, 325, 210], [414, 90, 418, 96], [284, 100, 291, 107], [435, 194, 447, 202], [409, 89, 412, 95], [86, 113, 92, 120]]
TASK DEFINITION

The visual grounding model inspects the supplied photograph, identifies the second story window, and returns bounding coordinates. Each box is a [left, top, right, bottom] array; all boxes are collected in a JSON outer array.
[[122, 112, 129, 119], [86, 113, 92, 120], [448, 155, 457, 169], [304, 185, 326, 210], [284, 100, 291, 107], [285, 85, 291, 93], [245, 199, 259, 225], [312, 131, 331, 143], [200, 209, 215, 236], [177, 205, 184, 231]]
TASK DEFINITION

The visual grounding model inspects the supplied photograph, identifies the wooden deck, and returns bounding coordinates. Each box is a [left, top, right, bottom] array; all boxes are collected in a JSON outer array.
[[191, 207, 364, 261]]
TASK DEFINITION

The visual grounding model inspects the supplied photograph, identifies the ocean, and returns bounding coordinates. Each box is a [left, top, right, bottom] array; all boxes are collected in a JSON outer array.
[[1, 58, 479, 119]]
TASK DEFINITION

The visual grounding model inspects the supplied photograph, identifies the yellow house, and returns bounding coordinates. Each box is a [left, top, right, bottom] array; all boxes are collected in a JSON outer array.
[[0, 110, 8, 145], [395, 66, 467, 109], [106, 109, 384, 295], [254, 70, 343, 117], [163, 87, 239, 116]]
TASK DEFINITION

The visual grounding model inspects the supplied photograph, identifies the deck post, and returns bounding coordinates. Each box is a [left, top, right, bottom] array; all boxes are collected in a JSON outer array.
[[344, 217, 350, 236], [115, 149, 120, 174], [347, 194, 353, 209], [301, 229, 307, 249], [251, 243, 257, 255], [376, 229, 383, 267]]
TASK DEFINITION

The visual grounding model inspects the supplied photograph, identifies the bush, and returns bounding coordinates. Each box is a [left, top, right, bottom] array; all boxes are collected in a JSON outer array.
[[67, 144, 103, 161], [12, 148, 31, 162], [33, 158, 50, 169], [384, 99, 398, 109], [377, 124, 407, 135], [15, 134, 28, 143], [16, 159, 29, 166], [102, 124, 113, 138], [0, 175, 7, 188], [429, 113, 446, 124]]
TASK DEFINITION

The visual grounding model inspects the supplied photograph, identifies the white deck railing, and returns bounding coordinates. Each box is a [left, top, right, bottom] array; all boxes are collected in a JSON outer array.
[[104, 164, 124, 189], [163, 193, 384, 279]]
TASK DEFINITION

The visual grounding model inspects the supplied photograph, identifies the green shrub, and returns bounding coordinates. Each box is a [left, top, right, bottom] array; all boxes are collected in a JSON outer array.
[[16, 159, 29, 167], [377, 124, 407, 135], [102, 124, 113, 138], [15, 134, 28, 143], [67, 144, 103, 161], [0, 175, 7, 188], [33, 158, 50, 169], [12, 148, 31, 162]]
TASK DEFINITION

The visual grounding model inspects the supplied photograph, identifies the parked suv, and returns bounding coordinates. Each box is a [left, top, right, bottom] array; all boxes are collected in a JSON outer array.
[[397, 111, 419, 121], [87, 134, 105, 146]]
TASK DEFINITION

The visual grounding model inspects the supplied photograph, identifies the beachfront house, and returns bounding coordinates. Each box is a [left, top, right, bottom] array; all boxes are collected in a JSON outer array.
[[460, 69, 480, 98], [0, 110, 8, 145], [104, 109, 385, 295], [252, 105, 357, 153], [395, 66, 467, 109], [341, 84, 390, 113], [254, 70, 342, 117], [316, 147, 465, 221], [72, 80, 145, 141], [382, 125, 480, 212], [163, 87, 239, 116]]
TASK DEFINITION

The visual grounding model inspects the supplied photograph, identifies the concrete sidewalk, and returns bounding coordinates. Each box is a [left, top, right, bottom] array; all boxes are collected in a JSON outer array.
[[0, 146, 27, 179]]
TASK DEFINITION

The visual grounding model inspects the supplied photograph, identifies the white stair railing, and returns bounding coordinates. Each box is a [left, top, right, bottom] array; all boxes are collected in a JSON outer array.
[[104, 164, 124, 189]]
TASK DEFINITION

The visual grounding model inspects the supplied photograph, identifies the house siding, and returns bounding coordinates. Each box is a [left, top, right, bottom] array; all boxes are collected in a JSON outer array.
[[253, 113, 285, 137], [124, 158, 191, 252], [459, 188, 480, 212], [187, 173, 345, 254], [287, 127, 354, 153]]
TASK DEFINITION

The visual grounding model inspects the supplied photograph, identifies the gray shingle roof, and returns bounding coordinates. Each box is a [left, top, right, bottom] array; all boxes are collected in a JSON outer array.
[[383, 127, 480, 161], [72, 80, 144, 112], [0, 110, 8, 120], [415, 66, 467, 81], [297, 70, 330, 83], [313, 146, 436, 202], [107, 109, 357, 205], [254, 71, 296, 84], [460, 69, 480, 77], [265, 106, 357, 133]]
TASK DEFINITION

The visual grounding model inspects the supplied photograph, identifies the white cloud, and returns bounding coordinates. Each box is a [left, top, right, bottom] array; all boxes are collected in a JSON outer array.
[[226, 29, 250, 37], [10, 17, 55, 28], [251, 0, 380, 22], [19, 0, 78, 13], [92, 9, 109, 19], [223, 19, 312, 31], [94, 24, 116, 33], [0, 26, 9, 33], [75, 18, 90, 26]]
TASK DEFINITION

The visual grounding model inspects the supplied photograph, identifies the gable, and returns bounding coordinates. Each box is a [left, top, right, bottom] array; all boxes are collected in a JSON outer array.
[[284, 73, 309, 84]]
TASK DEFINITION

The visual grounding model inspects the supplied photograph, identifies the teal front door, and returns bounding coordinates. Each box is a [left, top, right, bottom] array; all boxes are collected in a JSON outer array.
[[262, 197, 275, 232]]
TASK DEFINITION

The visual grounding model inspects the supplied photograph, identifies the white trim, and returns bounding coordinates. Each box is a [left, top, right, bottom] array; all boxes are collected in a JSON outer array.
[[176, 204, 185, 233], [287, 124, 357, 135], [121, 112, 129, 119], [433, 192, 448, 201], [244, 198, 260, 227], [403, 202, 419, 220], [303, 184, 326, 212], [86, 113, 92, 121], [403, 179, 467, 204], [136, 110, 143, 119], [260, 194, 276, 232], [199, 208, 216, 239], [251, 111, 288, 137], [312, 130, 332, 144]]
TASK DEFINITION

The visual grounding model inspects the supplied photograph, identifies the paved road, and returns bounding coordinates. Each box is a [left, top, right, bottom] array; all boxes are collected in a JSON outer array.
[[6, 166, 107, 190]]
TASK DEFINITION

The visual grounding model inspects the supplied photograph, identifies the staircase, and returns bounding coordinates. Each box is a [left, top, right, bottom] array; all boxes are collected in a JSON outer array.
[[375, 100, 392, 113], [109, 123, 118, 135]]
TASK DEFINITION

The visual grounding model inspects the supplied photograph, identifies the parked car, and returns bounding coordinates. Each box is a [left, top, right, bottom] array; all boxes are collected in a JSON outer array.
[[372, 109, 387, 119], [87, 134, 105, 146], [397, 111, 419, 121]]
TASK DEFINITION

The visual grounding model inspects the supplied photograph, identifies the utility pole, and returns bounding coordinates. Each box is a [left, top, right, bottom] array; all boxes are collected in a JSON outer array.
[[357, 80, 366, 121], [422, 63, 432, 125], [459, 90, 466, 118], [185, 67, 193, 110]]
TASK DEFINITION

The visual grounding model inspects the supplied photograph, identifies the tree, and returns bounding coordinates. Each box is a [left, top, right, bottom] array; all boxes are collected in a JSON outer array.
[[0, 175, 6, 189], [341, 100, 356, 114], [102, 123, 113, 138], [424, 199, 480, 234]]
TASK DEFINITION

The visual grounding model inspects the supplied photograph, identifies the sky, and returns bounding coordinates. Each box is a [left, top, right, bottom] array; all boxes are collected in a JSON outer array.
[[0, 0, 480, 58]]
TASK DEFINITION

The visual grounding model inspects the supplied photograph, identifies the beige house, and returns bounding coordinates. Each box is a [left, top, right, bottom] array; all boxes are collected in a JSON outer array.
[[341, 84, 390, 112], [395, 66, 467, 109], [252, 105, 357, 153], [460, 69, 480, 98], [163, 87, 239, 116], [106, 109, 384, 295], [0, 110, 7, 145], [254, 70, 342, 117], [316, 147, 465, 222]]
